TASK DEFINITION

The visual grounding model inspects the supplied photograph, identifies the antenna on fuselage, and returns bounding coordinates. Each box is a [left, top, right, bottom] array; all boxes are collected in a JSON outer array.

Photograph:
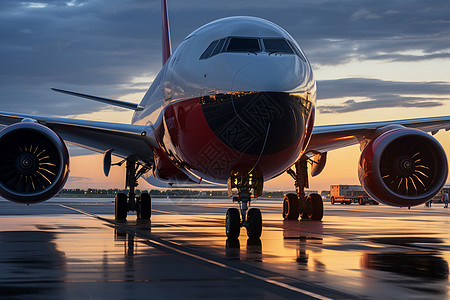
[[161, 0, 172, 65]]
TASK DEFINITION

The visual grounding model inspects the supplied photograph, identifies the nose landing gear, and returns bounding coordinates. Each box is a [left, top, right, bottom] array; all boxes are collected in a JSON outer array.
[[226, 171, 263, 239], [225, 197, 263, 239]]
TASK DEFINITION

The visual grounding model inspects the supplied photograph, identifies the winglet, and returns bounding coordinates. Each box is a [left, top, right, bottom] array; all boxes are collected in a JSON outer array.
[[51, 88, 144, 111], [161, 0, 172, 65]]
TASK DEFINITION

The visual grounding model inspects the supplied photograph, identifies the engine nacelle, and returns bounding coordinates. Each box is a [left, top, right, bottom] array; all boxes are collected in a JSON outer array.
[[0, 122, 69, 204], [359, 127, 448, 207]]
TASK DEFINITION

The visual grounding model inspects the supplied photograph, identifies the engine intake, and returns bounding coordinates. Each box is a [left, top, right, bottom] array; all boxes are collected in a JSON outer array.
[[0, 122, 69, 203], [359, 127, 448, 207]]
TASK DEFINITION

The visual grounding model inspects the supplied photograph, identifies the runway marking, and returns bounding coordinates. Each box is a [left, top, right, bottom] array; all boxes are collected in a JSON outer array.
[[152, 209, 173, 214], [60, 204, 336, 300]]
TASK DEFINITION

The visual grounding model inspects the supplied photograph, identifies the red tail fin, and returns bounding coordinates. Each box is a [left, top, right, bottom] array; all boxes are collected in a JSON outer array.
[[161, 0, 172, 65]]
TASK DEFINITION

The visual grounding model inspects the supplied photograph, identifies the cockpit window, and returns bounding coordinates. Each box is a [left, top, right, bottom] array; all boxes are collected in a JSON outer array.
[[262, 39, 293, 54], [199, 37, 306, 61], [225, 38, 260, 52], [200, 40, 219, 60], [287, 40, 306, 62], [211, 38, 226, 56]]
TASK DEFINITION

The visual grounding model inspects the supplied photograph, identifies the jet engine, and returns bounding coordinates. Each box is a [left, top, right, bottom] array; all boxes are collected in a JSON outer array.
[[359, 126, 448, 207], [0, 121, 69, 203]]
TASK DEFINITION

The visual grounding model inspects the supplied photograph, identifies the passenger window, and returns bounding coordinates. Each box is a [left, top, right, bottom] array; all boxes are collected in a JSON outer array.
[[225, 38, 260, 52], [263, 39, 293, 54], [200, 40, 219, 60]]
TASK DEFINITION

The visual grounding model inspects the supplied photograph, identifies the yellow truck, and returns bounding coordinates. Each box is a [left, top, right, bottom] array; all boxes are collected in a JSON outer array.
[[330, 185, 379, 205]]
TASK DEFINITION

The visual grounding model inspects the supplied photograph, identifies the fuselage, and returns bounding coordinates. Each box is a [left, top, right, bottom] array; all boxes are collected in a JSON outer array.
[[132, 16, 316, 186]]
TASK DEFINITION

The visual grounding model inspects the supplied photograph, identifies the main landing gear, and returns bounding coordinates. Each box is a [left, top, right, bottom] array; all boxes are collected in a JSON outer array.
[[283, 159, 323, 221], [226, 171, 263, 239], [114, 158, 151, 221]]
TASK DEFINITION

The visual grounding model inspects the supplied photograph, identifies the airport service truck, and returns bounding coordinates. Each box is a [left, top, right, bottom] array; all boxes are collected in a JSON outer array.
[[330, 185, 379, 205], [427, 185, 450, 205]]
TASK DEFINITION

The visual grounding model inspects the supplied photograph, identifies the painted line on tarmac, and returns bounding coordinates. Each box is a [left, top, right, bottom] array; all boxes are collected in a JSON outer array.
[[60, 204, 336, 300], [152, 209, 173, 214]]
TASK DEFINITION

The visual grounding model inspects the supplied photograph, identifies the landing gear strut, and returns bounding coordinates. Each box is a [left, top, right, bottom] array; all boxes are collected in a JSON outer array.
[[226, 171, 263, 239], [114, 158, 151, 221], [283, 159, 323, 221]]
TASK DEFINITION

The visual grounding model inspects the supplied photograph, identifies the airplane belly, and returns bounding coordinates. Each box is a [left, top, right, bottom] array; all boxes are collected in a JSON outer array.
[[161, 92, 314, 183]]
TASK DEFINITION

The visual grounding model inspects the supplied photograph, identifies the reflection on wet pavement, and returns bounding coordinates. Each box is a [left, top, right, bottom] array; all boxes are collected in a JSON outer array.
[[0, 231, 65, 298], [361, 252, 448, 280], [0, 198, 449, 299]]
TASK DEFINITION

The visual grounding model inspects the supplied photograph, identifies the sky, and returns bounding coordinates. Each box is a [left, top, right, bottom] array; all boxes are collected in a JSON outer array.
[[1, 0, 449, 192]]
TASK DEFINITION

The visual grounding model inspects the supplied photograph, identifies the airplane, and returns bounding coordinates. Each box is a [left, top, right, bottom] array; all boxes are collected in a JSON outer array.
[[0, 0, 449, 239]]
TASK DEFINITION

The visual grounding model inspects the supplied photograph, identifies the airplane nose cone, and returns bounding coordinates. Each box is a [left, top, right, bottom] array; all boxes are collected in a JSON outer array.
[[201, 92, 306, 156], [232, 57, 307, 92]]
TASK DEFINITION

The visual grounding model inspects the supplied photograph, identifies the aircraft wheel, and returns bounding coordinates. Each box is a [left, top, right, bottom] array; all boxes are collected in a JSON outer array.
[[115, 193, 127, 221], [331, 196, 335, 205], [283, 193, 299, 220], [226, 208, 241, 239], [139, 193, 152, 219], [308, 193, 323, 220], [246, 208, 262, 239]]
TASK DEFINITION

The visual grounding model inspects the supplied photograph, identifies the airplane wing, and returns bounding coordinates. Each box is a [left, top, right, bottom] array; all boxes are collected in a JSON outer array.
[[306, 116, 450, 154], [0, 111, 158, 163]]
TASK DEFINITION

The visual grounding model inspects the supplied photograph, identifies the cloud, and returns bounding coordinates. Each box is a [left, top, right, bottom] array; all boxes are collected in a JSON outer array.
[[317, 78, 450, 113], [270, 1, 450, 66], [365, 52, 450, 62], [0, 0, 160, 116], [350, 9, 380, 21], [318, 78, 450, 99], [319, 96, 444, 114], [67, 176, 93, 182], [0, 0, 449, 116]]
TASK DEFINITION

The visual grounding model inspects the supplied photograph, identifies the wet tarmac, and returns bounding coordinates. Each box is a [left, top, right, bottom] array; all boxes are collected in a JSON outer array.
[[0, 197, 449, 299]]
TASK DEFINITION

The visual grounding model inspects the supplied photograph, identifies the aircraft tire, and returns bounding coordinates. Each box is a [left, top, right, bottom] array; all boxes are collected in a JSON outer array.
[[246, 208, 262, 239], [309, 193, 324, 220], [226, 208, 240, 239], [139, 193, 151, 219], [115, 193, 128, 221], [283, 193, 299, 220]]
